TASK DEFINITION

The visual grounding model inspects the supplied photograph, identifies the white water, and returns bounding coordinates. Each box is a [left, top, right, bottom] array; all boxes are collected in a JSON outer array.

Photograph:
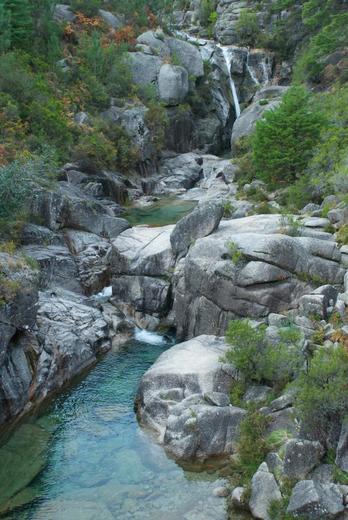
[[175, 30, 241, 119], [134, 327, 167, 345], [218, 45, 241, 118]]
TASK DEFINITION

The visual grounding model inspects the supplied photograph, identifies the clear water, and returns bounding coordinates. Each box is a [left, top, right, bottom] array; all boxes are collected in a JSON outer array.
[[0, 335, 241, 520], [124, 198, 197, 227]]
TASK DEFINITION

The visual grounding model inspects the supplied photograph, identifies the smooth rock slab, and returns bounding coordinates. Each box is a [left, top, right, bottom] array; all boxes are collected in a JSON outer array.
[[136, 335, 244, 460], [110, 225, 174, 277], [170, 200, 223, 258]]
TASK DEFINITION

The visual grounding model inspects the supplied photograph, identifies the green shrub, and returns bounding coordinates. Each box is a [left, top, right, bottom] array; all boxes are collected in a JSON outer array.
[[280, 213, 303, 237], [295, 13, 348, 83], [226, 241, 245, 265], [236, 410, 272, 480], [336, 224, 348, 245], [251, 86, 326, 186], [73, 129, 118, 170], [0, 149, 57, 228], [144, 102, 169, 152], [198, 0, 216, 27], [70, 0, 103, 16], [73, 121, 139, 171], [295, 345, 348, 445], [235, 9, 260, 47], [224, 320, 303, 389]]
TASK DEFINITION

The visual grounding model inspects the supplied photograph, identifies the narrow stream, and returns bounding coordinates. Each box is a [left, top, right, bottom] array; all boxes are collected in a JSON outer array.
[[0, 333, 236, 520]]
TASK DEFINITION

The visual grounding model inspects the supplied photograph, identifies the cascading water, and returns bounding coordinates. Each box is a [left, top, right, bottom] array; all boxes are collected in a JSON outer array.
[[218, 45, 241, 118], [175, 30, 241, 119]]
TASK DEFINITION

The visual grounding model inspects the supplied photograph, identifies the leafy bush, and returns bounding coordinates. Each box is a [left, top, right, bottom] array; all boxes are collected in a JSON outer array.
[[226, 241, 245, 265], [295, 13, 348, 83], [144, 102, 169, 152], [0, 150, 57, 228], [198, 0, 216, 27], [235, 9, 260, 47], [295, 345, 348, 445], [224, 319, 303, 389], [236, 410, 272, 480], [251, 86, 326, 186], [73, 120, 139, 171]]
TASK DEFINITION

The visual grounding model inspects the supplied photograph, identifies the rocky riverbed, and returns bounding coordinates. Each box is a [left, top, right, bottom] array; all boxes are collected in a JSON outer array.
[[1, 4, 348, 520]]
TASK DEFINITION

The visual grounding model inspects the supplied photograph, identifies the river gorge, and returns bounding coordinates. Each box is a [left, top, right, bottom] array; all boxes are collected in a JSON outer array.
[[1, 1, 348, 519]]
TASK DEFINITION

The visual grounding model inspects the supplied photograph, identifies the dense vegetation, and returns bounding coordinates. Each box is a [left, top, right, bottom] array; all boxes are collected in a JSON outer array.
[[234, 0, 348, 209], [0, 0, 174, 234]]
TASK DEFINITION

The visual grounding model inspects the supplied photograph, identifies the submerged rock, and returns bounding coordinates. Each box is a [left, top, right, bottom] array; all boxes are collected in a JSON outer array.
[[0, 424, 51, 510]]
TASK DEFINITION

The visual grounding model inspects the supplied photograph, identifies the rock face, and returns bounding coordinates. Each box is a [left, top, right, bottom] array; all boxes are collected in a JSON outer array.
[[158, 64, 189, 106], [174, 214, 345, 339], [231, 86, 288, 147], [34, 289, 111, 400], [170, 200, 224, 258], [0, 254, 39, 425], [110, 225, 174, 320], [31, 183, 130, 239], [336, 421, 348, 472], [287, 480, 344, 519], [135, 335, 246, 460], [249, 462, 282, 520]]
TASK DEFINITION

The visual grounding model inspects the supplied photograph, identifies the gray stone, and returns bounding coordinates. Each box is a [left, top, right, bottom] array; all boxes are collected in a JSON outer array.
[[268, 313, 291, 327], [170, 200, 223, 258], [166, 37, 204, 77], [112, 275, 171, 315], [204, 391, 230, 407], [231, 87, 288, 147], [336, 421, 348, 473], [243, 385, 272, 404], [31, 183, 130, 238], [54, 4, 75, 22], [283, 440, 324, 479], [310, 464, 335, 484], [287, 480, 344, 519], [127, 52, 162, 87], [249, 462, 282, 520], [110, 225, 174, 277], [174, 214, 345, 339], [231, 486, 247, 510], [21, 244, 83, 293], [158, 64, 189, 105], [34, 289, 111, 400], [136, 335, 245, 460], [98, 9, 124, 29]]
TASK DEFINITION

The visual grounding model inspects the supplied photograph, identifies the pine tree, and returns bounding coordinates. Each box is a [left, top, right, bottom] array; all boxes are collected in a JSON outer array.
[[5, 0, 32, 48], [0, 3, 11, 52], [251, 86, 326, 185]]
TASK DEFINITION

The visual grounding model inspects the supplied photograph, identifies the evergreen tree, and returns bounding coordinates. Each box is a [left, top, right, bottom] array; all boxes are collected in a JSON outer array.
[[5, 0, 32, 49], [251, 86, 326, 185], [0, 3, 11, 52]]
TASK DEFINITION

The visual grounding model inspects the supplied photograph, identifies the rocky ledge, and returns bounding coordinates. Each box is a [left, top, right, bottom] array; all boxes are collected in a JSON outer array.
[[135, 334, 246, 460]]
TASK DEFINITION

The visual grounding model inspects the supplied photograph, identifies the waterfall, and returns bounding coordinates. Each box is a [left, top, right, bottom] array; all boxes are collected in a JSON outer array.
[[134, 327, 167, 345], [218, 46, 241, 118], [175, 31, 241, 118]]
